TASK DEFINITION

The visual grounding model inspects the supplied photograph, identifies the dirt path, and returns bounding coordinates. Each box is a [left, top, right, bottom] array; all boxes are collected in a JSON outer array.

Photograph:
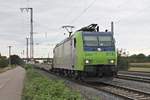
[[0, 66, 25, 100]]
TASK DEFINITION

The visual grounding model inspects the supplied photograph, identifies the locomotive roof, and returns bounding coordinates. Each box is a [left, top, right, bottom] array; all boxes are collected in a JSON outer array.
[[54, 34, 74, 48], [54, 31, 113, 48], [82, 31, 113, 35]]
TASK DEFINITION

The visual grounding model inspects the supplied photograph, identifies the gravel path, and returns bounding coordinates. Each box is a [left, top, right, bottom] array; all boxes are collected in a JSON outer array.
[[0, 66, 25, 100]]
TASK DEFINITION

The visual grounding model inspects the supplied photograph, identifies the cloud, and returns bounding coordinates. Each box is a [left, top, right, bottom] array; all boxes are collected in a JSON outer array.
[[0, 0, 150, 57]]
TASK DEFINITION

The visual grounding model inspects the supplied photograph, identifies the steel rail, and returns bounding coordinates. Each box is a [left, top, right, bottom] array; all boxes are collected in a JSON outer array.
[[118, 71, 150, 77], [89, 82, 150, 100], [117, 73, 150, 83]]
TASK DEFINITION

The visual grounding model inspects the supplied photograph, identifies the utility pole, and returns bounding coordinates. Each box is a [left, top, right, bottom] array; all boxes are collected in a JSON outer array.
[[26, 37, 29, 62], [20, 8, 34, 59], [8, 46, 12, 67], [111, 21, 114, 36], [62, 25, 75, 37]]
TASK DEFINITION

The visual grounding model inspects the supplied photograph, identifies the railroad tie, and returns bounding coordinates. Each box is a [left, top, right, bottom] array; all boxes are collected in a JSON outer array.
[[138, 96, 150, 100]]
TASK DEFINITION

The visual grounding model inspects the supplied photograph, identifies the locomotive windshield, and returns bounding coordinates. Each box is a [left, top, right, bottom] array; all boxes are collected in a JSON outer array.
[[83, 33, 115, 51], [84, 36, 98, 46], [98, 36, 112, 46], [84, 35, 113, 47]]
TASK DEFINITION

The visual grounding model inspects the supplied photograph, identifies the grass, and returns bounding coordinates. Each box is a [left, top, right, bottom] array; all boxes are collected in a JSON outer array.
[[128, 67, 150, 72], [129, 63, 150, 68], [22, 67, 82, 100], [0, 67, 11, 73], [0, 65, 16, 73], [128, 63, 150, 72]]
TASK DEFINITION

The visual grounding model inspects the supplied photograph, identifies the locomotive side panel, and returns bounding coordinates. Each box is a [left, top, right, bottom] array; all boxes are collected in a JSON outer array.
[[53, 44, 63, 68], [53, 37, 74, 70], [63, 39, 72, 69]]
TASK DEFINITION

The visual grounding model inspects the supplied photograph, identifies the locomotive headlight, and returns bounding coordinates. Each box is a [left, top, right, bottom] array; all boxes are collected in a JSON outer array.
[[97, 48, 101, 51], [110, 60, 115, 64], [85, 60, 90, 64]]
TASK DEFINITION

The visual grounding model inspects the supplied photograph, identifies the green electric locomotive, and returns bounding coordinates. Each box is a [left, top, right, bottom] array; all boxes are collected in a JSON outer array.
[[53, 23, 117, 78]]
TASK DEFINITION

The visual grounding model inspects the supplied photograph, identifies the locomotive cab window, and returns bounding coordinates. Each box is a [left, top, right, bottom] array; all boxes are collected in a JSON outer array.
[[83, 36, 98, 46], [98, 36, 113, 47], [83, 35, 113, 47]]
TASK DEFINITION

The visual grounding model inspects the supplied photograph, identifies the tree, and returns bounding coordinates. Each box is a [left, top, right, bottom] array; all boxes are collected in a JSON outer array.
[[117, 49, 129, 71], [137, 53, 146, 62], [0, 55, 8, 68], [136, 53, 146, 58], [10, 55, 24, 65], [129, 53, 148, 62]]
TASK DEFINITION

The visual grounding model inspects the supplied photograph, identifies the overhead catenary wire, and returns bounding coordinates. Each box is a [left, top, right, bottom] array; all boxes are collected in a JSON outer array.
[[33, 20, 59, 32], [69, 0, 129, 30], [32, 20, 65, 46], [115, 5, 150, 24], [61, 0, 78, 19], [69, 0, 97, 24], [101, 0, 133, 30], [103, 0, 150, 30], [33, 20, 64, 40]]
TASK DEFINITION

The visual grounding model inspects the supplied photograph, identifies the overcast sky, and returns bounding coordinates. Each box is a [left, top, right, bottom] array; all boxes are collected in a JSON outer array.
[[0, 0, 150, 58]]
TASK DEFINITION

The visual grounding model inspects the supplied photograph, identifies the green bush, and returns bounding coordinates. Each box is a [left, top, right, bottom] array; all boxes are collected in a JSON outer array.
[[22, 69, 82, 100], [117, 51, 129, 71], [10, 55, 25, 65], [117, 57, 129, 71], [0, 58, 8, 68], [24, 64, 33, 70]]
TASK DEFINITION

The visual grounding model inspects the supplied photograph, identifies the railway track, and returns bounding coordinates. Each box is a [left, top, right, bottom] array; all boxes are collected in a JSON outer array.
[[51, 70, 150, 99], [90, 82, 150, 100], [117, 71, 150, 83], [118, 71, 150, 77], [34, 65, 150, 100]]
